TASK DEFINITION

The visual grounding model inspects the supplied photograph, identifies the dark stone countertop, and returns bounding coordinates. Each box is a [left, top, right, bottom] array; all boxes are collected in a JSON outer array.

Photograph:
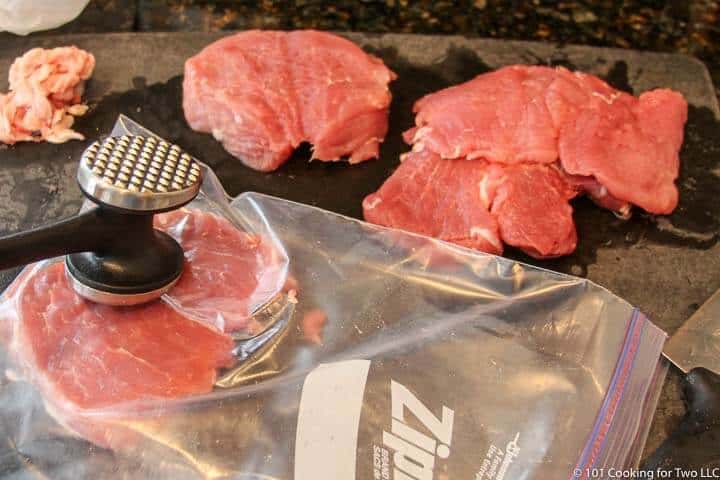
[[23, 0, 719, 100]]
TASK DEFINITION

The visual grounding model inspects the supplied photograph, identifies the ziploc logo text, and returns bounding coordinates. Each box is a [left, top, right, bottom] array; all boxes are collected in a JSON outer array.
[[382, 380, 455, 480]]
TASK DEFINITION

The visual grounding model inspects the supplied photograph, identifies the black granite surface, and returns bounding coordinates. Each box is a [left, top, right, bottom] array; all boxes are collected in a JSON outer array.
[[16, 0, 718, 100]]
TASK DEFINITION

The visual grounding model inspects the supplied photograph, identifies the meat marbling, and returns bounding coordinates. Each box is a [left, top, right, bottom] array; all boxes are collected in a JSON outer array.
[[2, 208, 287, 448], [183, 30, 396, 172], [406, 66, 559, 165], [558, 88, 687, 214], [366, 65, 687, 258], [405, 65, 687, 215], [10, 262, 235, 449], [363, 151, 580, 259], [363, 150, 504, 255], [156, 209, 287, 334], [485, 163, 578, 258]]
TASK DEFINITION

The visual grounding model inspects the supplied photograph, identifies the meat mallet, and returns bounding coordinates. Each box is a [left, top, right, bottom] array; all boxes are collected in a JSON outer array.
[[0, 135, 202, 306]]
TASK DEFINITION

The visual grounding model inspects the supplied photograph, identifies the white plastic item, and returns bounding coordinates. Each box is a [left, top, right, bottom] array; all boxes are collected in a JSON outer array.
[[0, 0, 90, 35]]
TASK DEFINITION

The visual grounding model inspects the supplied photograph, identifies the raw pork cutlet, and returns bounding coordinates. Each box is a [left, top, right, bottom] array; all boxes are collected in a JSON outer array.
[[363, 151, 579, 259], [484, 163, 579, 258], [0, 46, 94, 144], [363, 150, 503, 255], [406, 65, 687, 214], [155, 209, 287, 334], [557, 85, 687, 214], [183, 31, 300, 172], [546, 67, 686, 214], [404, 66, 559, 164], [183, 30, 396, 172], [8, 262, 234, 449], [288, 30, 396, 163]]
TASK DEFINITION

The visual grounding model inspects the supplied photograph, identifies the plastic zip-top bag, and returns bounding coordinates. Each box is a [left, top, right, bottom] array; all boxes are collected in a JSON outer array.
[[0, 116, 667, 479]]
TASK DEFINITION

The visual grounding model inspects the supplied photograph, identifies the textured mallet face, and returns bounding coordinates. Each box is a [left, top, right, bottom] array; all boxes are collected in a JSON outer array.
[[78, 136, 202, 211], [83, 136, 201, 193]]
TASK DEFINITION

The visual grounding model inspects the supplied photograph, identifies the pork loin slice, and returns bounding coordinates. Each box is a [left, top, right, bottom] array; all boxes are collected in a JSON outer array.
[[558, 88, 687, 214], [288, 30, 395, 163], [362, 151, 580, 258], [3, 208, 290, 449], [485, 164, 579, 258], [407, 65, 687, 215], [406, 66, 559, 164], [362, 150, 503, 255], [155, 209, 287, 334], [183, 30, 395, 172], [11, 262, 235, 449], [183, 31, 300, 172]]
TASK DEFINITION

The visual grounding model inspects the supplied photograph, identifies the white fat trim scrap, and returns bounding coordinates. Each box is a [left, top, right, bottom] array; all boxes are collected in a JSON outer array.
[[478, 174, 491, 207], [591, 91, 622, 104]]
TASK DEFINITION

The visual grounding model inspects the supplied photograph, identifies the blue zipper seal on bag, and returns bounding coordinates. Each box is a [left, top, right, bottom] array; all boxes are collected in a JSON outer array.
[[570, 309, 645, 480]]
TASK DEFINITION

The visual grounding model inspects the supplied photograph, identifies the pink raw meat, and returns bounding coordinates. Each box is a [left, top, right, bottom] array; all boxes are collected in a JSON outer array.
[[363, 151, 579, 259], [406, 65, 687, 215], [1, 46, 94, 144], [544, 67, 626, 129], [183, 30, 395, 172], [0, 208, 287, 449], [485, 164, 579, 258], [10, 262, 235, 449], [155, 209, 287, 334], [363, 150, 503, 255], [373, 65, 687, 258], [288, 30, 395, 163], [406, 66, 559, 164], [183, 31, 300, 172], [558, 88, 687, 214]]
